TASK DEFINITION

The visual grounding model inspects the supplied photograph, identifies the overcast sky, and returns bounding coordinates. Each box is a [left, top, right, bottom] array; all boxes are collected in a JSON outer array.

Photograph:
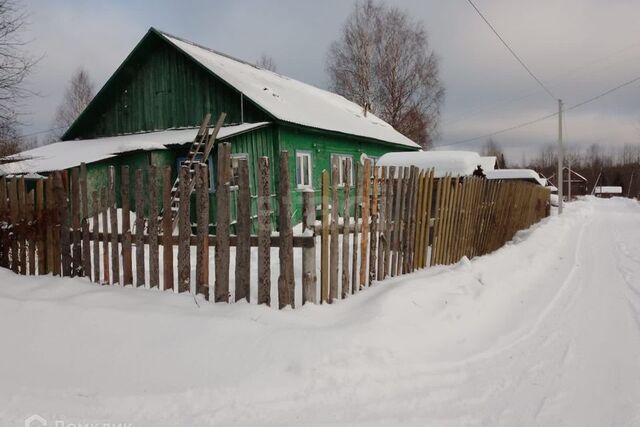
[[20, 0, 640, 163]]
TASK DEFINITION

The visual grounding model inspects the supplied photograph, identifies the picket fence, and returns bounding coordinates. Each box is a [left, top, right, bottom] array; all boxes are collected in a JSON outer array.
[[0, 148, 549, 309]]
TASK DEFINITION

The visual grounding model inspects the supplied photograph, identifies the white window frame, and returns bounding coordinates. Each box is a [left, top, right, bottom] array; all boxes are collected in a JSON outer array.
[[229, 153, 249, 191], [296, 151, 313, 189], [332, 154, 354, 187]]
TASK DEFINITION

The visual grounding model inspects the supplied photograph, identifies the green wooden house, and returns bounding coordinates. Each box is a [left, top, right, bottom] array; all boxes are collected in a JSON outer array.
[[1, 28, 419, 225]]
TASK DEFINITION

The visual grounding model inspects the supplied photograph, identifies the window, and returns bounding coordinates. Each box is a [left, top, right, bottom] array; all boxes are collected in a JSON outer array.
[[296, 151, 312, 189], [175, 155, 215, 193], [230, 154, 248, 189], [331, 154, 354, 187]]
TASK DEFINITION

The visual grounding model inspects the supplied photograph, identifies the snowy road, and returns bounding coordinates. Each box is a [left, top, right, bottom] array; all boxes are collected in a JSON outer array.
[[1, 197, 639, 426]]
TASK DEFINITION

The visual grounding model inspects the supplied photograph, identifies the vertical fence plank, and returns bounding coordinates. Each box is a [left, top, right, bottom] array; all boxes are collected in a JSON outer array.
[[71, 168, 82, 276], [383, 166, 395, 277], [329, 156, 339, 302], [121, 166, 132, 286], [390, 167, 402, 277], [396, 167, 409, 274], [92, 191, 100, 283], [18, 177, 26, 274], [257, 157, 271, 306], [235, 158, 250, 302], [430, 176, 444, 266], [196, 163, 210, 299], [0, 177, 5, 269], [302, 190, 317, 304], [215, 143, 230, 302], [135, 169, 146, 287], [162, 167, 174, 292], [320, 169, 329, 303], [79, 163, 88, 277], [108, 166, 119, 284], [278, 151, 295, 309], [100, 187, 109, 284], [351, 163, 360, 294], [178, 165, 191, 294], [341, 160, 351, 299], [8, 178, 18, 273], [57, 173, 72, 277], [148, 165, 159, 289], [27, 190, 35, 275], [359, 158, 370, 290], [412, 171, 424, 271], [368, 165, 378, 284], [46, 177, 55, 274], [36, 179, 46, 274], [376, 166, 387, 280], [406, 167, 418, 272]]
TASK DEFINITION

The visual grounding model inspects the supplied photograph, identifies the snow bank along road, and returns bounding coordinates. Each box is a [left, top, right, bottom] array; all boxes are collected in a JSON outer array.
[[1, 197, 639, 426]]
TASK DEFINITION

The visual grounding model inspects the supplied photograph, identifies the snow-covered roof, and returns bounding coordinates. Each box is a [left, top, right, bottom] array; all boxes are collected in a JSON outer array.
[[377, 150, 493, 178], [0, 123, 268, 176], [595, 186, 622, 194], [157, 30, 419, 149], [485, 169, 547, 186]]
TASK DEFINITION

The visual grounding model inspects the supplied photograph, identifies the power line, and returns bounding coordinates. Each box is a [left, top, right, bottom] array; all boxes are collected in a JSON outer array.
[[465, 0, 557, 101], [436, 74, 640, 147], [21, 126, 66, 138]]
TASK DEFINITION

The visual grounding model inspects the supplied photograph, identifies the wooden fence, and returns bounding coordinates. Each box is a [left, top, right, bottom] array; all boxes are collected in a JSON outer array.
[[0, 148, 549, 309]]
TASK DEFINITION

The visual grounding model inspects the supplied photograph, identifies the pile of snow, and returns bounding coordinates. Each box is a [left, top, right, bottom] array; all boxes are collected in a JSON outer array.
[[0, 123, 268, 175], [1, 197, 640, 426], [485, 169, 547, 186], [377, 150, 495, 178], [595, 186, 622, 194], [158, 30, 418, 149]]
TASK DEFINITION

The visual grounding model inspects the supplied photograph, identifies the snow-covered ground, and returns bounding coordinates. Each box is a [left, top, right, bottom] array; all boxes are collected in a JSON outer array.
[[1, 197, 639, 426]]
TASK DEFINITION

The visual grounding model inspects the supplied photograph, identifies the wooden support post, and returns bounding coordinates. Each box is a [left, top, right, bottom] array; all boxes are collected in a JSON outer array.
[[101, 187, 109, 283], [108, 166, 119, 284], [178, 165, 191, 294], [235, 158, 250, 302], [71, 168, 82, 276], [57, 172, 72, 277], [351, 163, 360, 293], [257, 157, 271, 306], [430, 176, 444, 266], [368, 165, 379, 284], [148, 165, 159, 289], [376, 166, 387, 280], [135, 169, 146, 287], [27, 190, 35, 275], [302, 189, 317, 304], [215, 142, 230, 302], [121, 166, 132, 285], [92, 191, 100, 283], [162, 167, 174, 292], [329, 156, 339, 302], [341, 160, 351, 299], [390, 167, 402, 277], [383, 166, 395, 277], [18, 177, 26, 274], [320, 169, 330, 303], [8, 178, 18, 273], [278, 151, 295, 309], [36, 179, 46, 275], [359, 158, 370, 289], [195, 163, 210, 298]]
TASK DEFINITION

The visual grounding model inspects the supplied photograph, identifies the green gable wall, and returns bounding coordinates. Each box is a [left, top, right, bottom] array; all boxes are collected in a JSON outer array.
[[64, 32, 269, 140]]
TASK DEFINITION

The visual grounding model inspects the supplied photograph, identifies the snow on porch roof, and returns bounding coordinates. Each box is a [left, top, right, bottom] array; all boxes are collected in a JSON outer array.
[[0, 122, 269, 176], [377, 150, 494, 178], [156, 30, 419, 149], [485, 169, 547, 186]]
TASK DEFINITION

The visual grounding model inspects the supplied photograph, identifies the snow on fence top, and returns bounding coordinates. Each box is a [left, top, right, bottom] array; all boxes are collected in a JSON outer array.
[[485, 169, 547, 186], [0, 123, 268, 176], [157, 30, 419, 149], [377, 151, 495, 178], [595, 186, 623, 194]]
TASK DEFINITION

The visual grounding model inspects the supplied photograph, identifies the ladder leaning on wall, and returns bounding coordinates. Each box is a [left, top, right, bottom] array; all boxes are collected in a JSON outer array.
[[163, 112, 227, 231]]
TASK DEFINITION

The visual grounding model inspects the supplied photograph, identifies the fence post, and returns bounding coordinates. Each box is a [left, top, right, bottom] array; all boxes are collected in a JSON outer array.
[[384, 166, 395, 276], [351, 163, 360, 293], [196, 163, 210, 299], [359, 159, 370, 290], [235, 158, 250, 302], [148, 165, 159, 289], [257, 156, 271, 306], [162, 167, 174, 292], [0, 177, 7, 269], [56, 172, 72, 277], [121, 166, 132, 285], [320, 169, 329, 303], [341, 160, 351, 299], [18, 177, 26, 274], [215, 142, 230, 302], [376, 166, 387, 280], [71, 168, 81, 276], [177, 165, 191, 294], [278, 151, 295, 309], [135, 169, 146, 287], [100, 187, 109, 283], [8, 178, 18, 273], [302, 189, 317, 304], [27, 190, 35, 275], [369, 165, 379, 284], [108, 166, 119, 284], [329, 156, 339, 302], [92, 191, 100, 283]]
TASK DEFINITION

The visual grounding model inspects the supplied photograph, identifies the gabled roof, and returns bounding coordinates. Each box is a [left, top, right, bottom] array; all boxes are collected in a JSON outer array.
[[153, 29, 418, 149], [1, 123, 268, 175]]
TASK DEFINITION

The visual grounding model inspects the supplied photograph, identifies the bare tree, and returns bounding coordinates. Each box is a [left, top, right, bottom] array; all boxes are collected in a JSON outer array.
[[49, 67, 94, 142], [256, 54, 277, 72], [0, 0, 37, 158], [326, 0, 444, 149]]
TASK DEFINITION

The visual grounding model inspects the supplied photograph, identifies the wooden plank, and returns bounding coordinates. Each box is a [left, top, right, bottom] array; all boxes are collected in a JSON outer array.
[[320, 169, 330, 303], [351, 163, 360, 293], [27, 190, 35, 275], [162, 167, 174, 292], [390, 167, 403, 277], [46, 177, 55, 274], [35, 179, 45, 274], [376, 166, 387, 280], [108, 166, 119, 284], [430, 176, 445, 266], [71, 168, 82, 276], [92, 191, 100, 283], [278, 151, 295, 309], [57, 172, 72, 277], [329, 156, 339, 302], [79, 164, 88, 277], [101, 187, 109, 283], [383, 166, 395, 277], [341, 159, 351, 299], [302, 190, 317, 304], [215, 143, 231, 302], [359, 158, 371, 289], [121, 166, 132, 285], [412, 171, 424, 270], [178, 165, 191, 294], [368, 165, 379, 284], [416, 171, 428, 268], [18, 177, 26, 274], [0, 177, 7, 269], [235, 158, 250, 302], [405, 167, 418, 272], [148, 165, 159, 289], [196, 163, 210, 299], [7, 178, 18, 273], [257, 156, 271, 306], [135, 169, 145, 287], [397, 167, 409, 274]]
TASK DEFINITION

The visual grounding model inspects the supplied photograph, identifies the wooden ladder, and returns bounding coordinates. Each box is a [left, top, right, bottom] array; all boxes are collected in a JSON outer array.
[[165, 112, 227, 230]]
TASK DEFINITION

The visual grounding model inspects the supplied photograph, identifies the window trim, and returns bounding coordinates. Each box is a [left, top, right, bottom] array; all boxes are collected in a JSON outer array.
[[331, 153, 354, 187], [229, 153, 249, 191], [296, 150, 313, 190]]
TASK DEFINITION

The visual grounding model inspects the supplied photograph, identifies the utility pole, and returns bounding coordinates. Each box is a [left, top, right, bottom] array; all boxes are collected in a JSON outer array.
[[557, 99, 564, 214]]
